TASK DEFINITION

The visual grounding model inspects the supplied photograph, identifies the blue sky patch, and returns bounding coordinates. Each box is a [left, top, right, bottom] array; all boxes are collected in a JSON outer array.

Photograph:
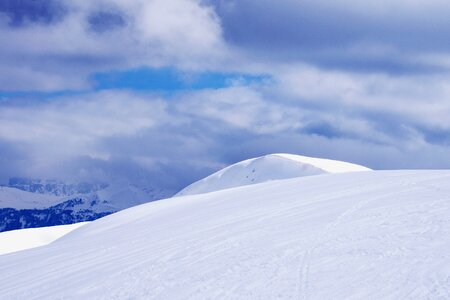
[[0, 90, 87, 101], [0, 68, 271, 100], [91, 67, 271, 91]]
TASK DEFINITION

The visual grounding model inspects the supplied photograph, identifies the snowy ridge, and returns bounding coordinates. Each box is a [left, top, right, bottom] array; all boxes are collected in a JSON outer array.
[[1, 170, 449, 299], [272, 153, 371, 173], [177, 153, 371, 196]]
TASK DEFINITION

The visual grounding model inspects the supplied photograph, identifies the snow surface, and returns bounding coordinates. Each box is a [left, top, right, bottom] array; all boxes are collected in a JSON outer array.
[[0, 170, 449, 299], [0, 222, 88, 255], [177, 153, 371, 196]]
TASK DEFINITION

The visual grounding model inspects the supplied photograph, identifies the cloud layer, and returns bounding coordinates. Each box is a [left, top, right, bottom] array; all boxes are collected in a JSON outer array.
[[2, 0, 450, 190]]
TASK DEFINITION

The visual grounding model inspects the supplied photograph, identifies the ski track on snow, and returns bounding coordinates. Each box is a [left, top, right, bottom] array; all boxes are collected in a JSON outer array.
[[297, 188, 398, 300]]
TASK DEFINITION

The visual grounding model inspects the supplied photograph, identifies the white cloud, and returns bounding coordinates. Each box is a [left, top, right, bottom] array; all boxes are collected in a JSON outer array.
[[0, 0, 228, 90], [272, 64, 450, 130], [0, 91, 167, 159], [177, 87, 304, 134]]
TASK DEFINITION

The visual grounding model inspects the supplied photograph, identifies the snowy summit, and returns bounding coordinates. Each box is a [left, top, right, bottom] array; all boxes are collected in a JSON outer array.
[[177, 153, 371, 196]]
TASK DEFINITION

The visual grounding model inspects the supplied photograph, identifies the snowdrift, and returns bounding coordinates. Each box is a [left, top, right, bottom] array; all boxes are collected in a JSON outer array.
[[0, 170, 449, 299], [176, 153, 371, 196], [0, 222, 88, 255]]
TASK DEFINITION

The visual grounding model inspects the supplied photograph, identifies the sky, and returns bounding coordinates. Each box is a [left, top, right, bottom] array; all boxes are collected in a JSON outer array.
[[1, 0, 450, 191]]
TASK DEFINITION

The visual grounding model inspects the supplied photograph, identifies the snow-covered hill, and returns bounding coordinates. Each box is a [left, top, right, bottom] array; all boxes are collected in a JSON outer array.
[[177, 153, 371, 196], [1, 170, 449, 299], [0, 222, 88, 255]]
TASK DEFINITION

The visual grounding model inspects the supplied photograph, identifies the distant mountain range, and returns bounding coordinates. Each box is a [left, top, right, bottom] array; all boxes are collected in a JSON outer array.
[[7, 177, 108, 196], [0, 178, 175, 232]]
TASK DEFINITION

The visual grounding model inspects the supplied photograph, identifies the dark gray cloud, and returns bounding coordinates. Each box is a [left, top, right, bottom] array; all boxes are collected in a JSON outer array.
[[0, 0, 67, 26], [0, 140, 31, 184], [211, 0, 450, 73], [87, 10, 127, 33]]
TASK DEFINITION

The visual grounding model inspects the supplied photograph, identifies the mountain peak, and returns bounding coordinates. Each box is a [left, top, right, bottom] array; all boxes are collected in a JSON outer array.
[[176, 153, 371, 196]]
